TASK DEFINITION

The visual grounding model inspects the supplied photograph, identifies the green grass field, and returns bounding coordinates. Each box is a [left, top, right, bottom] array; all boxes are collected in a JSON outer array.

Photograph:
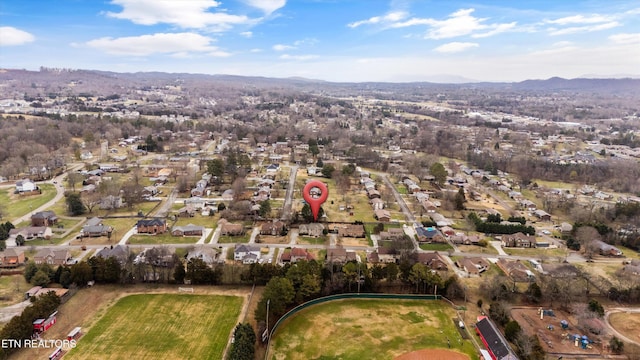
[[1, 184, 56, 221], [269, 299, 478, 360], [67, 294, 243, 360]]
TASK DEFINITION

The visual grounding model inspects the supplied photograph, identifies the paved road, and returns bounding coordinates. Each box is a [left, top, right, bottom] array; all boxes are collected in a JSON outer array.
[[380, 174, 417, 225], [280, 165, 298, 221], [154, 187, 178, 217]]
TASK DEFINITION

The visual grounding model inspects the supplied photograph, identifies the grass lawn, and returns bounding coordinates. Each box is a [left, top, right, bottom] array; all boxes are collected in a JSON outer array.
[[67, 294, 242, 360], [297, 236, 327, 245], [127, 232, 199, 245], [218, 234, 250, 244], [419, 243, 454, 251], [456, 244, 498, 255], [0, 275, 29, 307], [1, 184, 57, 221], [503, 247, 566, 257], [270, 299, 478, 360]]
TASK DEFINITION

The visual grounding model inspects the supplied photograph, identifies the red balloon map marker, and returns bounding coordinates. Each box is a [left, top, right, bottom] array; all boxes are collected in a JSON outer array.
[[302, 180, 328, 222]]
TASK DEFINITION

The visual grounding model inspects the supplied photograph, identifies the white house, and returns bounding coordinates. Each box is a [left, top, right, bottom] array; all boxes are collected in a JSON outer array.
[[16, 179, 36, 193], [234, 244, 261, 264]]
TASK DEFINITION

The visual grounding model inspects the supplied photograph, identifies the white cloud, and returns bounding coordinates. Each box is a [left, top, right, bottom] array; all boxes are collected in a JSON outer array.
[[548, 21, 619, 36], [472, 22, 517, 38], [546, 14, 613, 25], [279, 54, 318, 60], [0, 26, 35, 46], [106, 0, 251, 30], [423, 9, 490, 39], [242, 0, 286, 15], [240, 31, 253, 38], [347, 11, 408, 28], [433, 42, 479, 53], [273, 44, 294, 51], [350, 8, 515, 40], [250, 48, 263, 53], [609, 33, 640, 44], [86, 32, 223, 56]]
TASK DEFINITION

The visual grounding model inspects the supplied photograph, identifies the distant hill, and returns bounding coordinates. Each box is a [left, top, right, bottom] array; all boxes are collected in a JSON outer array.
[[511, 76, 640, 93], [1, 68, 638, 95]]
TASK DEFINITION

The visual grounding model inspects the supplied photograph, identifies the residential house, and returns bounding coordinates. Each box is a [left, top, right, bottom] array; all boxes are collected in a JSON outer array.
[[519, 199, 537, 210], [16, 179, 36, 193], [177, 205, 196, 217], [95, 245, 130, 264], [299, 223, 324, 237], [184, 197, 206, 209], [374, 209, 391, 222], [593, 239, 623, 256], [31, 211, 58, 227], [370, 198, 385, 210], [533, 209, 552, 221], [326, 247, 357, 264], [497, 259, 534, 282], [366, 188, 381, 199], [379, 228, 405, 241], [219, 219, 245, 236], [0, 248, 25, 268], [439, 226, 456, 237], [430, 213, 453, 227], [260, 220, 287, 236], [334, 224, 365, 238], [450, 234, 481, 245], [187, 245, 219, 265], [502, 232, 536, 248], [34, 248, 70, 265], [9, 226, 53, 240], [415, 227, 445, 243], [136, 219, 168, 234], [80, 218, 113, 238], [191, 179, 208, 197], [457, 257, 490, 276], [281, 247, 315, 263], [234, 244, 261, 264], [415, 252, 448, 271], [171, 224, 204, 237]]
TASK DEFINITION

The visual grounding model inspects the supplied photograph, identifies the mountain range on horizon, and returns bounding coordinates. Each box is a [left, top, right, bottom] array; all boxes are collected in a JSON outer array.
[[1, 67, 638, 93]]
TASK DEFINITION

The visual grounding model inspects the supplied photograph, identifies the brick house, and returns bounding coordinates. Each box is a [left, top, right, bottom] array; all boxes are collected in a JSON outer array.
[[136, 219, 168, 234], [31, 211, 58, 227], [502, 232, 536, 248], [34, 248, 70, 265], [0, 248, 25, 268]]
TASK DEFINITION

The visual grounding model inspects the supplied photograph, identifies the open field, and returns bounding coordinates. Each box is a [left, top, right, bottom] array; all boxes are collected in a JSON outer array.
[[9, 284, 252, 360], [609, 312, 640, 344], [0, 275, 29, 307], [269, 299, 478, 360], [1, 184, 56, 220], [420, 243, 454, 251], [66, 293, 242, 360]]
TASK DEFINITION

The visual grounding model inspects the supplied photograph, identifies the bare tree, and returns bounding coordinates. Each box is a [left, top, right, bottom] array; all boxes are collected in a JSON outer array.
[[575, 226, 600, 259]]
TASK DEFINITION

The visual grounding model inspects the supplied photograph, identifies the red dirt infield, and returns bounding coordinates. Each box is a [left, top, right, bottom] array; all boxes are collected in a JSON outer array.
[[394, 349, 472, 360]]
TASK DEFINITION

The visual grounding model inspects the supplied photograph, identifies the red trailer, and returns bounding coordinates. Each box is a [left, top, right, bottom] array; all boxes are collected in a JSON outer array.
[[33, 311, 58, 333]]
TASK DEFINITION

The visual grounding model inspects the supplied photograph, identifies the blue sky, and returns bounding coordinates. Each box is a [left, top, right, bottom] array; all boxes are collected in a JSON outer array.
[[0, 0, 638, 82]]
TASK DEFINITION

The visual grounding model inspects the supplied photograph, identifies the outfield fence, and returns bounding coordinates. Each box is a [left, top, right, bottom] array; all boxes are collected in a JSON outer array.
[[265, 293, 441, 359]]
